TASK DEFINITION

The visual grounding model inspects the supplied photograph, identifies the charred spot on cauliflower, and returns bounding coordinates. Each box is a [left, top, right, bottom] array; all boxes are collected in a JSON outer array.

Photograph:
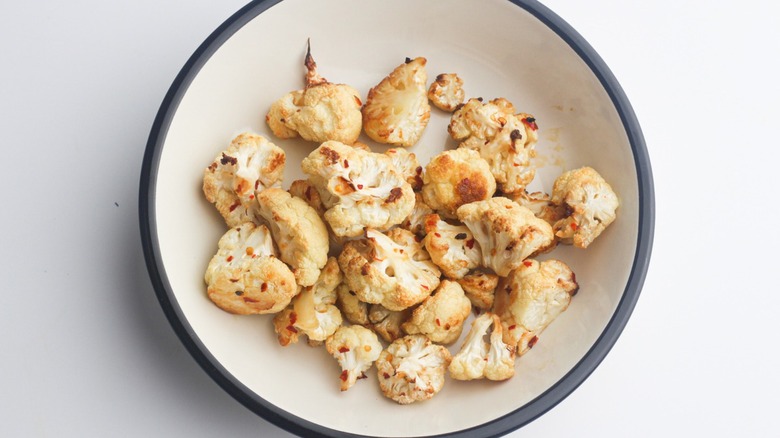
[[202, 132, 285, 227], [385, 148, 424, 191], [205, 222, 297, 315], [363, 57, 430, 147], [456, 271, 499, 310], [421, 148, 496, 218], [427, 73, 465, 112], [421, 213, 481, 279], [335, 283, 370, 326], [402, 280, 472, 345], [400, 193, 434, 237], [325, 325, 382, 391], [376, 335, 452, 404], [301, 141, 415, 237], [448, 312, 515, 381], [369, 304, 413, 343]]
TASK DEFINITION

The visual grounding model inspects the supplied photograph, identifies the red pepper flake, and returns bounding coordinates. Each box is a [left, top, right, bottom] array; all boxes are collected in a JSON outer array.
[[361, 264, 370, 275], [414, 235, 422, 242], [357, 184, 364, 190], [434, 232, 441, 238], [344, 159, 350, 168], [386, 187, 403, 203], [245, 247, 254, 256], [226, 255, 234, 262], [248, 194, 254, 200], [338, 346, 350, 353], [229, 201, 241, 212], [415, 166, 423, 175], [570, 222, 579, 231], [286, 325, 298, 333], [261, 282, 268, 292], [523, 260, 533, 267], [243, 297, 259, 303], [289, 312, 297, 325], [508, 324, 517, 331], [383, 372, 390, 379], [255, 180, 260, 190], [528, 336, 539, 348], [522, 117, 538, 130], [465, 239, 475, 249], [421, 285, 429, 290], [230, 278, 239, 283], [435, 318, 441, 326], [340, 370, 349, 382]]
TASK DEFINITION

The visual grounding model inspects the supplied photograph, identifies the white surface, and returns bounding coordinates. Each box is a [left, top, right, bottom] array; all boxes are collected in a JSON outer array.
[[0, 1, 777, 437]]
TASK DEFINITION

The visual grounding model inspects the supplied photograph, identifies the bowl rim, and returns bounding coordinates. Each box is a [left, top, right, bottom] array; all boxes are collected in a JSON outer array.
[[138, 0, 655, 436]]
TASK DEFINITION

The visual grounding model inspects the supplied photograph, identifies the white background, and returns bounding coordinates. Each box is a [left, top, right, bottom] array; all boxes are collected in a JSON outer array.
[[1, 0, 777, 437]]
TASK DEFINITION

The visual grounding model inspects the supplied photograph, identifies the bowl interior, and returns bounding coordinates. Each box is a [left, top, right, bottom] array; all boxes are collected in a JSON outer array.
[[151, 0, 641, 436]]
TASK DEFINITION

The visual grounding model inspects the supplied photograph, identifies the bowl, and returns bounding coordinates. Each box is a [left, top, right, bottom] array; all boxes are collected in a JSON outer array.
[[139, 0, 654, 436]]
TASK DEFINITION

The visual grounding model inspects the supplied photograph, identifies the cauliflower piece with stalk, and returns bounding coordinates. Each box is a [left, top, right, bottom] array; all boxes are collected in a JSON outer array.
[[376, 335, 452, 405], [301, 141, 415, 237], [385, 148, 424, 191], [363, 57, 430, 147], [204, 222, 297, 315], [456, 271, 499, 310], [422, 213, 482, 279], [325, 325, 382, 391], [449, 97, 539, 194], [255, 188, 329, 287], [448, 312, 515, 381], [338, 228, 440, 311], [427, 73, 465, 112], [400, 192, 434, 237], [266, 41, 362, 144], [202, 132, 285, 227], [401, 280, 472, 345], [456, 197, 554, 277], [495, 259, 579, 355], [421, 148, 496, 218], [549, 166, 619, 248], [335, 283, 370, 326], [369, 304, 412, 343]]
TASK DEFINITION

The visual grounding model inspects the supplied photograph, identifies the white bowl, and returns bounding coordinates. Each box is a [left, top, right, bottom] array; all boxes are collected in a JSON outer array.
[[140, 0, 654, 436]]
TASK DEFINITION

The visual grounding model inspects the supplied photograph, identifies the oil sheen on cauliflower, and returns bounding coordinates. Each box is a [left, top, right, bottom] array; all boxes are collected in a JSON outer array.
[[448, 312, 515, 381], [325, 325, 382, 391], [456, 271, 499, 310], [301, 141, 415, 237], [421, 148, 496, 218], [204, 222, 297, 315], [202, 132, 285, 227], [449, 97, 539, 194], [266, 43, 362, 144], [422, 213, 482, 279], [496, 259, 579, 355], [456, 197, 554, 277], [363, 57, 430, 147], [402, 280, 472, 345], [255, 188, 329, 287], [549, 166, 620, 248], [376, 335, 452, 404], [338, 228, 440, 311], [427, 73, 465, 112]]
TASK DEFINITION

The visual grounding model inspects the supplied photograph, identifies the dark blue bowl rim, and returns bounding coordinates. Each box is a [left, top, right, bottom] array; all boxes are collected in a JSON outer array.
[[138, 1, 655, 437]]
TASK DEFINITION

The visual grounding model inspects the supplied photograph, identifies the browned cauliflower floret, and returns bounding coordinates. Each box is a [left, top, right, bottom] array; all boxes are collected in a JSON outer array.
[[369, 304, 412, 343], [456, 197, 554, 276], [325, 325, 382, 391], [504, 190, 566, 226], [497, 259, 579, 355], [448, 312, 515, 381], [400, 192, 434, 237], [422, 213, 482, 279], [385, 148, 424, 191], [402, 280, 471, 345], [288, 179, 326, 217], [449, 98, 539, 193], [255, 188, 329, 287], [202, 132, 285, 227], [549, 167, 619, 248], [205, 223, 297, 315], [363, 57, 430, 147], [336, 283, 370, 326], [266, 44, 362, 144], [456, 271, 499, 310], [376, 335, 451, 404], [427, 73, 465, 112], [301, 141, 415, 237], [338, 228, 440, 311], [421, 148, 497, 218]]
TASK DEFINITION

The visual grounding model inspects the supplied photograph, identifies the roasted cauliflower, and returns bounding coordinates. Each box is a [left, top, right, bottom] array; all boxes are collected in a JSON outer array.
[[369, 304, 412, 343], [338, 228, 440, 311], [385, 148, 424, 191], [401, 280, 472, 345], [400, 192, 434, 237], [496, 259, 579, 355], [255, 188, 329, 287], [336, 283, 370, 326], [205, 222, 297, 315], [363, 57, 430, 147], [266, 43, 362, 144], [421, 213, 481, 279], [449, 97, 539, 193], [505, 190, 566, 226], [376, 335, 452, 404], [448, 312, 515, 381], [202, 132, 285, 227], [301, 141, 415, 237], [549, 166, 619, 248], [421, 148, 496, 218], [325, 325, 382, 391], [427, 73, 465, 112], [288, 179, 326, 217], [456, 271, 499, 310], [456, 197, 554, 276]]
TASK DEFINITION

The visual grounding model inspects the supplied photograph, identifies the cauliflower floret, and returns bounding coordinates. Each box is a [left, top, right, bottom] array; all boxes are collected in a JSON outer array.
[[504, 190, 567, 226], [336, 283, 370, 326], [456, 197, 554, 277], [325, 325, 382, 391], [301, 141, 415, 237], [204, 223, 297, 314], [255, 188, 329, 287], [338, 228, 440, 311], [363, 57, 431, 147], [448, 312, 515, 381], [427, 73, 465, 112], [400, 192, 434, 237], [369, 304, 412, 343], [549, 167, 619, 248], [266, 43, 362, 144], [288, 179, 326, 217], [449, 97, 539, 193], [456, 271, 499, 310], [421, 214, 481, 279], [376, 335, 452, 404], [385, 148, 424, 191], [497, 259, 579, 355], [202, 132, 285, 227], [421, 148, 496, 218], [401, 280, 471, 345]]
